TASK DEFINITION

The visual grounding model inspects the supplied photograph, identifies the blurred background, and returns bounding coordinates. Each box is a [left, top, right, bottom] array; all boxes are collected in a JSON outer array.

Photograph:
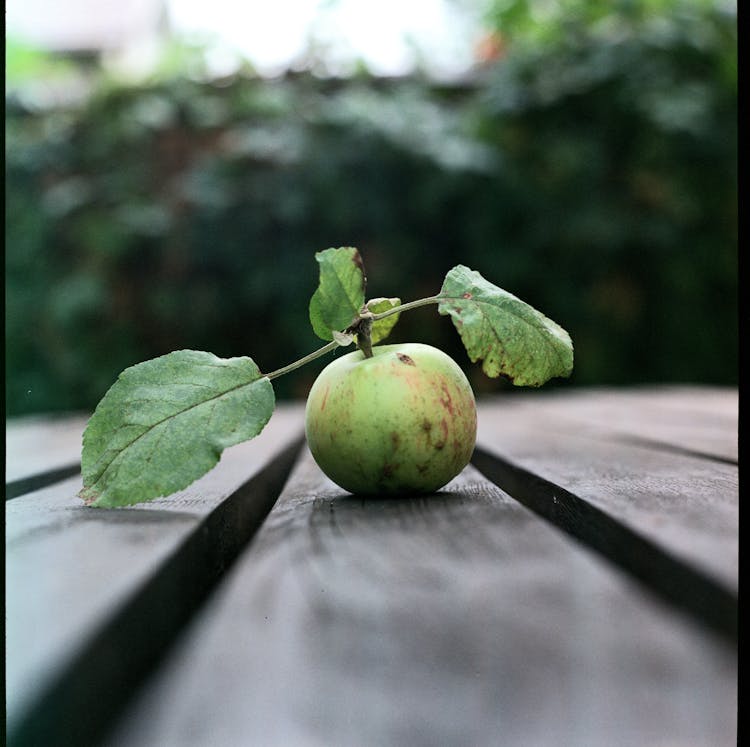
[[5, 0, 737, 416]]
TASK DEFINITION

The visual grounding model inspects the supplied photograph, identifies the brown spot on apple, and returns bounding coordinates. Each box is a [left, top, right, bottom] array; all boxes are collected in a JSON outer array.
[[396, 353, 415, 366], [423, 418, 449, 449], [439, 384, 455, 415]]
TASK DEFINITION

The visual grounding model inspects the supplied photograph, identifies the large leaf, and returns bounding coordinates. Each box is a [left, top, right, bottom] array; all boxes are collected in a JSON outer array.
[[309, 247, 366, 340], [367, 296, 402, 345], [438, 265, 573, 386], [80, 350, 275, 508]]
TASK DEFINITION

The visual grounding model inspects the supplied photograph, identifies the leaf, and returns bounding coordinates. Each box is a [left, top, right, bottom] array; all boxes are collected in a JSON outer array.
[[309, 247, 366, 340], [366, 297, 402, 345], [79, 350, 275, 508], [438, 265, 573, 386]]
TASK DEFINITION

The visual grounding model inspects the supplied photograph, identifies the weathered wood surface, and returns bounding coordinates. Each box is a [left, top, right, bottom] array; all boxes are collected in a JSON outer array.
[[473, 389, 738, 608], [5, 405, 304, 746], [488, 385, 737, 463], [4, 387, 738, 747], [5, 414, 89, 482], [105, 451, 736, 747], [5, 414, 88, 498]]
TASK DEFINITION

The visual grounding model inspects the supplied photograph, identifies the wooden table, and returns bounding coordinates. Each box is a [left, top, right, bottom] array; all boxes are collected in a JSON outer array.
[[5, 386, 738, 747]]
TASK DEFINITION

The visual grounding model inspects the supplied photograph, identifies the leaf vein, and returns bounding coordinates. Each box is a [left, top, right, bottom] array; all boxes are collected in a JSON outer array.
[[442, 294, 570, 370], [87, 375, 268, 490]]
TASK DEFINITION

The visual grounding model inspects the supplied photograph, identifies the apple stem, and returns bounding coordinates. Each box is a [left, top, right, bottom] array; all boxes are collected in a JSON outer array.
[[264, 294, 443, 381], [357, 317, 374, 358]]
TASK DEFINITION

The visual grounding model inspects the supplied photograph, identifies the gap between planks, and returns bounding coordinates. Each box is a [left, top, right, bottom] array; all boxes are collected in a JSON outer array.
[[6, 389, 738, 746], [471, 447, 737, 644], [6, 462, 81, 500], [472, 394, 737, 644], [103, 449, 737, 747], [5, 414, 304, 747]]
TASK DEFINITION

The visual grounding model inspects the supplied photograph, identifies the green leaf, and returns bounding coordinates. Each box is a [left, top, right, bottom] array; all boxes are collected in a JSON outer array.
[[438, 265, 573, 386], [79, 350, 275, 508], [366, 297, 402, 344], [309, 247, 366, 340]]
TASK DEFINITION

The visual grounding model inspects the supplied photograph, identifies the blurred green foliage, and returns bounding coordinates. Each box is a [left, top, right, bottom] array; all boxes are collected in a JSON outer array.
[[5, 0, 737, 415]]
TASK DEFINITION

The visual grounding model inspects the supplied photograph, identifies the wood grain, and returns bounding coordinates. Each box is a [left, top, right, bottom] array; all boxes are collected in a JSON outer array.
[[483, 386, 737, 462], [105, 450, 737, 747], [6, 389, 738, 747], [474, 395, 738, 597], [5, 405, 304, 747]]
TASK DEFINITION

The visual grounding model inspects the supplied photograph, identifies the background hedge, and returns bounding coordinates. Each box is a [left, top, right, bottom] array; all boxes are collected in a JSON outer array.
[[6, 1, 737, 415]]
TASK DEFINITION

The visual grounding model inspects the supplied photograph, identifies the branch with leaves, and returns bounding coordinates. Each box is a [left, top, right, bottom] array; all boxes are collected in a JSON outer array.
[[80, 247, 573, 507]]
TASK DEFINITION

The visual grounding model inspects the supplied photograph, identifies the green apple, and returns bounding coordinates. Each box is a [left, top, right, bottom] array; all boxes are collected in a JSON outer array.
[[305, 342, 477, 495]]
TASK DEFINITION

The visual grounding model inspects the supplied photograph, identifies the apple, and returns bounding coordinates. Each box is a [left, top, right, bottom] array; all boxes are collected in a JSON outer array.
[[305, 342, 477, 495]]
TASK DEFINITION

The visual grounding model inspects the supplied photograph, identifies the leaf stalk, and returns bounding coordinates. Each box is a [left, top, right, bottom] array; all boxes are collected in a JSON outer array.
[[369, 294, 442, 321], [264, 340, 342, 381], [265, 294, 443, 380]]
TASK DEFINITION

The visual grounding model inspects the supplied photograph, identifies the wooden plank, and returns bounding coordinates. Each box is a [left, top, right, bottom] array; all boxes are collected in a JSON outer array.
[[473, 396, 738, 637], [5, 462, 82, 501], [104, 450, 737, 747], [5, 405, 305, 747], [5, 414, 88, 498], [488, 386, 737, 463], [5, 413, 88, 482]]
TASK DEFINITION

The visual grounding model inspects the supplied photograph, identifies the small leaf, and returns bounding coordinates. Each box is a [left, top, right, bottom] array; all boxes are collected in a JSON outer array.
[[438, 265, 573, 386], [309, 247, 366, 341], [366, 297, 402, 345], [80, 350, 275, 508]]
